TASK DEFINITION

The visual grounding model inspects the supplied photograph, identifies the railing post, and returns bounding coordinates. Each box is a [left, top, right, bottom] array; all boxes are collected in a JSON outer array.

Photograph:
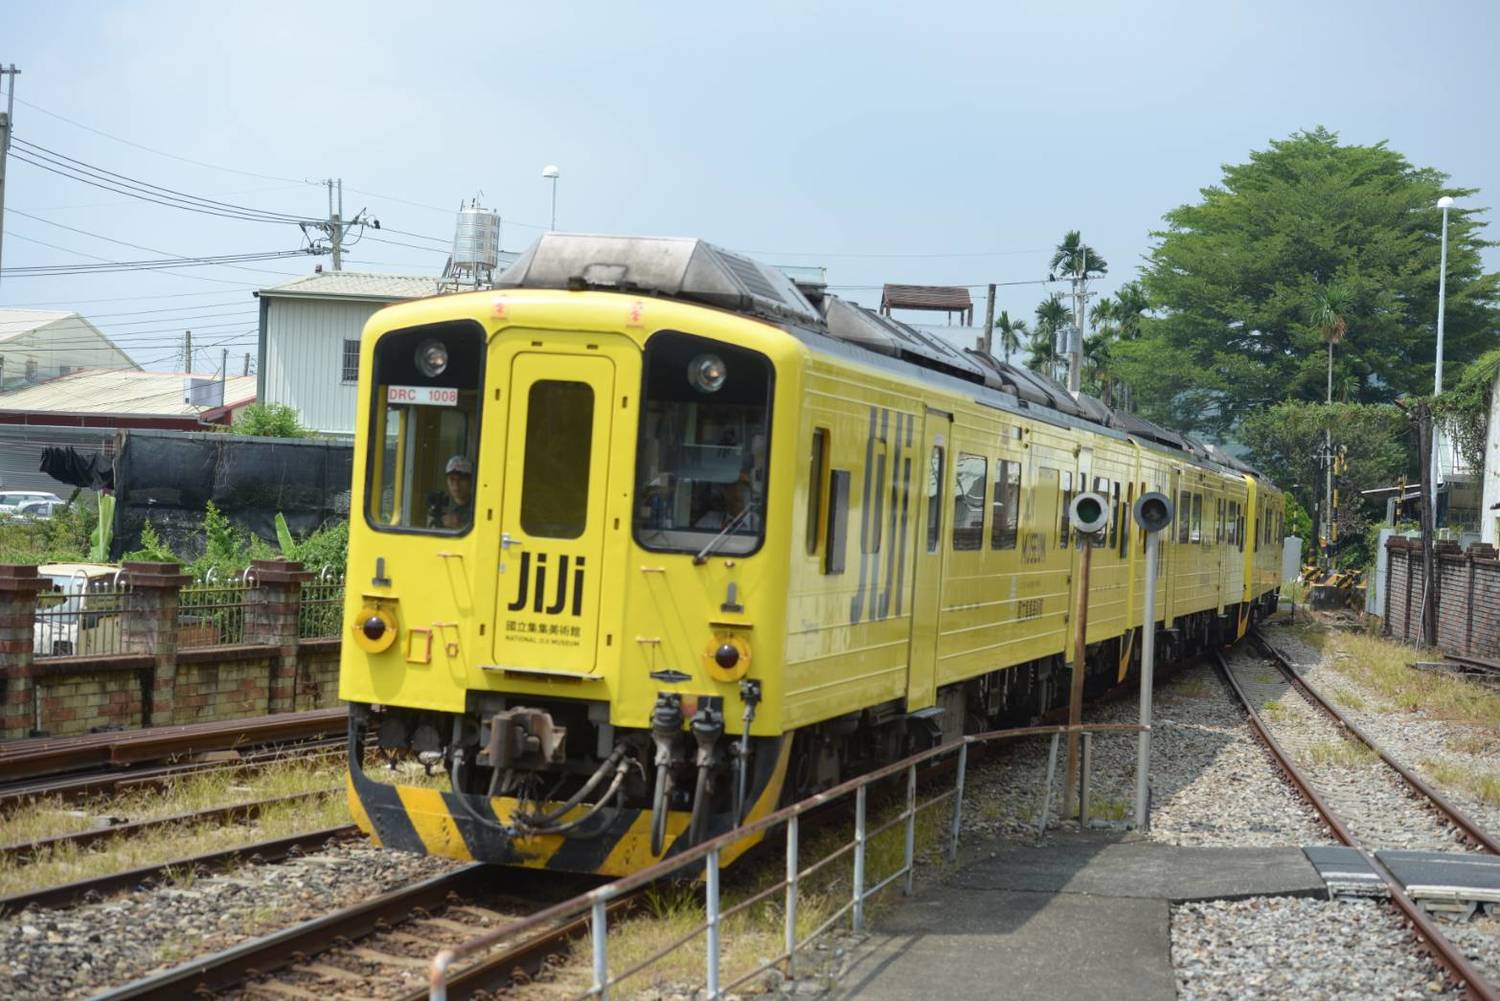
[[245, 558, 310, 714], [706, 847, 721, 1001], [852, 784, 867, 931], [591, 895, 609, 1000], [1038, 731, 1060, 838], [1080, 732, 1093, 828], [0, 566, 45, 740], [785, 813, 799, 977], [903, 762, 917, 895], [949, 742, 968, 862], [121, 562, 190, 727]]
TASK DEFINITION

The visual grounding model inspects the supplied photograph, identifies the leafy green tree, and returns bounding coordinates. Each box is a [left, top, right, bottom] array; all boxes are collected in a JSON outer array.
[[992, 310, 1028, 365], [1049, 230, 1108, 282], [233, 403, 313, 438], [1115, 127, 1499, 437], [1239, 400, 1408, 561]]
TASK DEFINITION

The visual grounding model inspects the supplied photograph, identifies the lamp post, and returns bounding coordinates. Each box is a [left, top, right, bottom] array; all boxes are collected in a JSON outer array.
[[1431, 195, 1454, 524], [542, 165, 560, 231]]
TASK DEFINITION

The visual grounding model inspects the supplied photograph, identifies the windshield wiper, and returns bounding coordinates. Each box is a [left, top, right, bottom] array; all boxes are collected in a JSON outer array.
[[692, 504, 754, 565]]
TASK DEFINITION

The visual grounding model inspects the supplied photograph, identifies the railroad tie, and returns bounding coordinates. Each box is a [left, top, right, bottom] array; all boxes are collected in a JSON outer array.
[[348, 946, 431, 970]]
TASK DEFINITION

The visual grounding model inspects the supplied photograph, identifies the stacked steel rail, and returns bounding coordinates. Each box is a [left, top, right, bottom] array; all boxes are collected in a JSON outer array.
[[1216, 633, 1499, 1000]]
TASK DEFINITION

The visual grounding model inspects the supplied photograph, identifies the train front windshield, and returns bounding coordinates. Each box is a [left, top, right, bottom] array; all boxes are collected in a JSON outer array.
[[364, 321, 485, 534], [633, 331, 771, 556]]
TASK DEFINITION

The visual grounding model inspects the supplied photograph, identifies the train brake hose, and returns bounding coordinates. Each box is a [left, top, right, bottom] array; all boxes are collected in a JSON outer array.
[[650, 763, 673, 857]]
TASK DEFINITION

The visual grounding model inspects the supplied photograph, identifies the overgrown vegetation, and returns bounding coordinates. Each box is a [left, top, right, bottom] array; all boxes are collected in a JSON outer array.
[[1420, 759, 1500, 808], [1320, 631, 1500, 727], [0, 500, 97, 565], [1434, 345, 1500, 473], [1301, 738, 1377, 769], [118, 502, 348, 578], [231, 402, 314, 438]]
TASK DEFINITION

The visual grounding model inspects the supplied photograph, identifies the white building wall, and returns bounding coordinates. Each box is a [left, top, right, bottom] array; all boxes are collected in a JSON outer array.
[[263, 298, 389, 435], [1481, 370, 1500, 547]]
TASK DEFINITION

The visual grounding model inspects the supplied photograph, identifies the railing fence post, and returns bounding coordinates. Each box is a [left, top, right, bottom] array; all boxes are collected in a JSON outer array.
[[591, 896, 609, 1000], [852, 784, 867, 931], [1080, 732, 1093, 828], [949, 742, 968, 861], [706, 847, 721, 1000], [903, 762, 917, 895], [785, 814, 799, 978], [1037, 731, 1061, 838]]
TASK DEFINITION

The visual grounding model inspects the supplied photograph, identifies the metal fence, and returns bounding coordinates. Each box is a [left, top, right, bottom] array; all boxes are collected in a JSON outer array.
[[32, 571, 130, 659], [298, 568, 345, 639], [177, 573, 252, 648], [427, 721, 1145, 1001]]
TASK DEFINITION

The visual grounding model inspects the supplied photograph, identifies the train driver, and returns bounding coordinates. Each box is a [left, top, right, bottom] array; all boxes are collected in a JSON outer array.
[[428, 455, 474, 529]]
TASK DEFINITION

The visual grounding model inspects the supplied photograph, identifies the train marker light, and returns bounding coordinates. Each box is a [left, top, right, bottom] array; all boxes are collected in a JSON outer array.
[[1132, 491, 1174, 534], [416, 339, 449, 378], [1069, 491, 1110, 537], [688, 353, 727, 393]]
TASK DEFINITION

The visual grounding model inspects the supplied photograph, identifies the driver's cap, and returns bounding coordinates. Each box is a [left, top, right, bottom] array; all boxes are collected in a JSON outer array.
[[445, 455, 474, 476]]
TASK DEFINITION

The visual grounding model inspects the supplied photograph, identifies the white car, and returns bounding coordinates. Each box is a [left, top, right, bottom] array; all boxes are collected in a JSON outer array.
[[33, 563, 124, 658], [0, 491, 64, 516]]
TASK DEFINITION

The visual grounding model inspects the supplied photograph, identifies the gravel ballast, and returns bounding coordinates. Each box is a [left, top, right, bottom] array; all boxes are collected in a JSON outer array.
[[0, 839, 458, 1000], [1173, 896, 1461, 1000]]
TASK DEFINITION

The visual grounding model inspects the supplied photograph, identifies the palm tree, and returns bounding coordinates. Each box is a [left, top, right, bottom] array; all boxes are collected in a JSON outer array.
[[992, 311, 1028, 365], [1111, 281, 1150, 340], [1311, 284, 1351, 405], [1049, 230, 1108, 281], [1031, 296, 1071, 380]]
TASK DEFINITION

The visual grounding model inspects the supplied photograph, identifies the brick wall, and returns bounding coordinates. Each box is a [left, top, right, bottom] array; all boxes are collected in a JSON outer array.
[[1384, 537, 1500, 659], [0, 560, 347, 740]]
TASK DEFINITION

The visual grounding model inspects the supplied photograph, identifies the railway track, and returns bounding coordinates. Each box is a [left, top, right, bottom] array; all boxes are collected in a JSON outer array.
[[93, 863, 620, 1001], [1217, 635, 1500, 1000]]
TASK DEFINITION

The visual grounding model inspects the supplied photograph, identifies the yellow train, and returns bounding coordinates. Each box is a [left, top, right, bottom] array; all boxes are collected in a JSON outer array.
[[340, 235, 1285, 875]]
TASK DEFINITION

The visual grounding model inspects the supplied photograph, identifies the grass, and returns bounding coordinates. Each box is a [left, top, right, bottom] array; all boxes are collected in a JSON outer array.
[[1087, 796, 1130, 821], [1330, 686, 1369, 711], [1261, 700, 1288, 722], [1421, 759, 1500, 808], [541, 776, 955, 997], [0, 757, 351, 900], [1448, 732, 1498, 757], [1300, 739, 1376, 769], [1319, 632, 1500, 728], [1172, 679, 1214, 700]]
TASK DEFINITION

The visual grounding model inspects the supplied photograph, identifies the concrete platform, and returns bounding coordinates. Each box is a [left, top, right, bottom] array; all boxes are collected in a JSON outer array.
[[832, 832, 1325, 1001]]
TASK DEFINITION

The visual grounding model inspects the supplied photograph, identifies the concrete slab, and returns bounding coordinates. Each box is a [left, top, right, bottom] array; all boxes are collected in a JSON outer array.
[[950, 834, 1326, 901], [833, 888, 1175, 1001], [830, 833, 1326, 1000]]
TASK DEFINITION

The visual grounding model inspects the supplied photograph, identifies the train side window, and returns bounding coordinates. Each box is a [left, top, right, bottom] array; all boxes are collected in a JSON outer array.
[[953, 453, 986, 552], [807, 428, 829, 556], [826, 469, 851, 574], [1060, 471, 1074, 547], [1190, 493, 1202, 544], [1177, 489, 1191, 544], [1120, 482, 1133, 556], [926, 446, 944, 553], [1108, 481, 1121, 549], [991, 459, 1021, 550]]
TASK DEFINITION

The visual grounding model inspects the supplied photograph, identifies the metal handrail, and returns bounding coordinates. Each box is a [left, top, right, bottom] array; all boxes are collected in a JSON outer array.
[[428, 720, 1146, 1001]]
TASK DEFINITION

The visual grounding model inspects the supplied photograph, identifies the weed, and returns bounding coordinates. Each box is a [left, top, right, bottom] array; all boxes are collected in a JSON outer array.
[[1448, 732, 1497, 757], [1322, 632, 1500, 727], [1421, 759, 1500, 807], [1301, 739, 1376, 769], [1087, 797, 1130, 821], [1331, 687, 1368, 711], [1261, 700, 1288, 721]]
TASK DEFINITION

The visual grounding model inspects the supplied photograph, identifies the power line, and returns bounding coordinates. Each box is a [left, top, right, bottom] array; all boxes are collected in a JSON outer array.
[[0, 288, 260, 307], [10, 142, 319, 226], [2, 235, 316, 276], [6, 207, 317, 278], [13, 95, 309, 185]]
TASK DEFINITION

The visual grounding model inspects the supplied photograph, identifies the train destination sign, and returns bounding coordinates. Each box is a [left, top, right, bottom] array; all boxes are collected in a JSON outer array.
[[386, 385, 459, 406]]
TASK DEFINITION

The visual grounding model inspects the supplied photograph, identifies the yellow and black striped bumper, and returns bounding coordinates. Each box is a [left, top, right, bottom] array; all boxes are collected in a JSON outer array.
[[346, 719, 791, 876]]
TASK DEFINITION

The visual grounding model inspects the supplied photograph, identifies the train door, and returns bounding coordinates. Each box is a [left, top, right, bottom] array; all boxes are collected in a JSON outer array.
[[491, 350, 616, 673], [905, 409, 951, 711], [1164, 466, 1181, 626]]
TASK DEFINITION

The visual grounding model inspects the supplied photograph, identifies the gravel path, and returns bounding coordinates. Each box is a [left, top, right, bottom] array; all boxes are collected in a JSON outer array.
[[954, 658, 1332, 848], [0, 838, 458, 1000], [1221, 646, 1476, 853], [1172, 896, 1462, 1000]]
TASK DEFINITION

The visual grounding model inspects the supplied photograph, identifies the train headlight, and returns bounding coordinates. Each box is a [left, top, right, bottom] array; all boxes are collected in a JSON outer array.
[[687, 353, 727, 393], [704, 634, 750, 682], [352, 603, 398, 653], [416, 339, 449, 378]]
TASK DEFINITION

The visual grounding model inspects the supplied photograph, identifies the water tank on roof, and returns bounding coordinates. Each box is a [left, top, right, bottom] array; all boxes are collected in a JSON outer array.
[[452, 203, 501, 272]]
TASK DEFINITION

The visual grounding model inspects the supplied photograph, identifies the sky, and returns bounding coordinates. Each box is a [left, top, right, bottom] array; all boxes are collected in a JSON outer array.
[[2, 0, 1497, 374]]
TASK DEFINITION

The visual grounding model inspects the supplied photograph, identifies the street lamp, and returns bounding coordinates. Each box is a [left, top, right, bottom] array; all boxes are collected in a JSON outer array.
[[1432, 195, 1455, 523], [542, 165, 560, 231]]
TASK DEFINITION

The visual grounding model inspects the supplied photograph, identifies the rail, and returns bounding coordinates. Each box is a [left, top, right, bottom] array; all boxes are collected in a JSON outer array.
[[427, 721, 1146, 1001], [32, 570, 130, 659], [177, 573, 252, 647], [297, 568, 345, 639]]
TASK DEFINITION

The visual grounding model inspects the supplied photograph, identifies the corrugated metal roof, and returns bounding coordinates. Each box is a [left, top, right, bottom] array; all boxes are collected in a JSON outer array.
[[881, 284, 973, 312], [0, 369, 257, 417], [258, 271, 442, 301], [0, 309, 85, 343]]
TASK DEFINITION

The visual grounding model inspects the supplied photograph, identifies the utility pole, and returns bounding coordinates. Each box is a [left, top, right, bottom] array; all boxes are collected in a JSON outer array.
[[0, 64, 20, 292], [220, 348, 227, 405], [1068, 248, 1088, 396], [327, 178, 344, 271], [183, 330, 192, 373], [243, 352, 251, 376], [981, 283, 996, 356]]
